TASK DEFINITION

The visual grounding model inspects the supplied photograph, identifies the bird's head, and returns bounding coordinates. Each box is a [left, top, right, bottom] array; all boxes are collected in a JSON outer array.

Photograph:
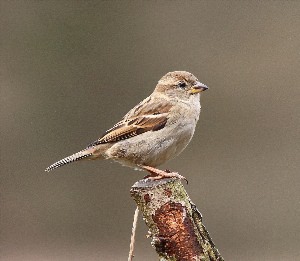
[[154, 71, 208, 100]]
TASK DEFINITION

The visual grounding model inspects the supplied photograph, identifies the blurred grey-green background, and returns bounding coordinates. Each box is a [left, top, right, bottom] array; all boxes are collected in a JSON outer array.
[[1, 1, 299, 260]]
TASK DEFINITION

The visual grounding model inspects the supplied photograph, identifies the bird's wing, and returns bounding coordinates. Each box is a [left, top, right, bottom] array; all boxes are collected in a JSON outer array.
[[87, 97, 173, 147]]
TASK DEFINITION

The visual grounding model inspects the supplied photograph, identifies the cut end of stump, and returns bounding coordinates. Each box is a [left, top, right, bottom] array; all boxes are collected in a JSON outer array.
[[131, 177, 179, 189]]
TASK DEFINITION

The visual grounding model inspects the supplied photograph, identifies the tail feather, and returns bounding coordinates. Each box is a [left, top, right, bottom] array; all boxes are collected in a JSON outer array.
[[45, 150, 93, 172]]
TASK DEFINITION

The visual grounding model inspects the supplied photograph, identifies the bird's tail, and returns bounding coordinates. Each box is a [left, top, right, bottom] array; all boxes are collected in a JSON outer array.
[[45, 149, 93, 172]]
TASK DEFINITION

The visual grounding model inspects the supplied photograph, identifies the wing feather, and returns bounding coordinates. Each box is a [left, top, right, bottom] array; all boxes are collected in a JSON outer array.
[[87, 98, 172, 148]]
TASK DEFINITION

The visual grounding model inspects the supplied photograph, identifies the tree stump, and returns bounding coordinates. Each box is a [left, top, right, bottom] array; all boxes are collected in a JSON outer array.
[[130, 178, 224, 261]]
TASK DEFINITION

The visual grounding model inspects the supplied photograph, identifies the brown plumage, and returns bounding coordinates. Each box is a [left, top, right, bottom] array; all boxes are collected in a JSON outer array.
[[45, 71, 208, 180]]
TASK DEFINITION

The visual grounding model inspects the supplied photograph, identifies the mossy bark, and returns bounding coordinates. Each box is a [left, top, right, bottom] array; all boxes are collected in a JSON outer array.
[[130, 178, 224, 261]]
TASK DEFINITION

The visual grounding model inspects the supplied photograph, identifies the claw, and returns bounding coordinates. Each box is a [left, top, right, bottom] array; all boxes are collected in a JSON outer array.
[[170, 172, 188, 184], [141, 166, 188, 184]]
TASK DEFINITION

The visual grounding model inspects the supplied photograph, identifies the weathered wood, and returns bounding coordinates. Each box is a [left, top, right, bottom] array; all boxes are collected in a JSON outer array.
[[130, 178, 224, 261]]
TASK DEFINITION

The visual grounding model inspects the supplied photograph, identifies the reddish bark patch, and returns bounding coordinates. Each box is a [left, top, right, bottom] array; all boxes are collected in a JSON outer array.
[[144, 194, 151, 204], [152, 202, 202, 260], [164, 188, 172, 198]]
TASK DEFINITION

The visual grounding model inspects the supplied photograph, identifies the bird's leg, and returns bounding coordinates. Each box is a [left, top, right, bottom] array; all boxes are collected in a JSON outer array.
[[141, 165, 188, 183]]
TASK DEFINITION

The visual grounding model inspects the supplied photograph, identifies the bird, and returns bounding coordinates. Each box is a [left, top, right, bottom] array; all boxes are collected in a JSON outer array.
[[45, 71, 208, 180]]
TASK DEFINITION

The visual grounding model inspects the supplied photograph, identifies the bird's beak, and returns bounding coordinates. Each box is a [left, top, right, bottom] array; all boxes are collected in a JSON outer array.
[[189, 81, 209, 94]]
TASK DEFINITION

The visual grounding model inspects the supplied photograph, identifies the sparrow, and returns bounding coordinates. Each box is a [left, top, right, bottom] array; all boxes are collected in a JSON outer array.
[[45, 71, 208, 180]]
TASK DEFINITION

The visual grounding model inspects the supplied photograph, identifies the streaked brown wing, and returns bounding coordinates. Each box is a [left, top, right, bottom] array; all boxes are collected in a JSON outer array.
[[87, 114, 168, 147], [123, 96, 172, 119], [86, 97, 172, 148]]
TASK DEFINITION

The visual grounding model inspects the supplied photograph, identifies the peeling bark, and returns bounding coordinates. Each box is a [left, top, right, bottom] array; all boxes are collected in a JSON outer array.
[[130, 178, 224, 261]]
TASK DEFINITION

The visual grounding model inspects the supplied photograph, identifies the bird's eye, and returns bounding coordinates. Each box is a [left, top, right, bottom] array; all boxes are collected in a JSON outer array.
[[178, 82, 186, 88]]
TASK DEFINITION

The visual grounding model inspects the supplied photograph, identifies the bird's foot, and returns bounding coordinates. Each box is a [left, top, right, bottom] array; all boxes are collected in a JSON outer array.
[[142, 165, 188, 184]]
